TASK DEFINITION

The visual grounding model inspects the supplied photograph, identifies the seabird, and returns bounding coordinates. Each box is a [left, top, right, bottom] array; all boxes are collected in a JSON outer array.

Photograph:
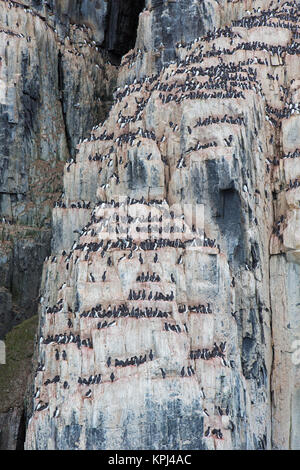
[[177, 255, 183, 264]]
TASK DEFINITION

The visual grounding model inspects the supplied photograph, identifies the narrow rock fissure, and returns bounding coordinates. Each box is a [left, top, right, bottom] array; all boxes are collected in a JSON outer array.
[[104, 0, 145, 64], [16, 409, 26, 450]]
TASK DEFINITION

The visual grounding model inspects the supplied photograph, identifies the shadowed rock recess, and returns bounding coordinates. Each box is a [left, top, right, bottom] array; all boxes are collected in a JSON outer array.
[[0, 0, 299, 450]]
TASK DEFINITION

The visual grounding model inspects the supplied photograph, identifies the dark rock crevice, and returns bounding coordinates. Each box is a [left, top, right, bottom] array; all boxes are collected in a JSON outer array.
[[104, 0, 145, 63], [57, 50, 72, 159]]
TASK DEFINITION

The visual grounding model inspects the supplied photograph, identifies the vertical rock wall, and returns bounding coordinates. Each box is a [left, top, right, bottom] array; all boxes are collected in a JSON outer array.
[[0, 0, 118, 333], [24, 0, 300, 450], [0, 0, 117, 449]]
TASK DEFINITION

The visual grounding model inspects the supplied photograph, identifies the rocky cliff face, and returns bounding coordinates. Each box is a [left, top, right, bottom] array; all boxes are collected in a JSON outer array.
[[0, 0, 120, 449], [0, 0, 299, 450]]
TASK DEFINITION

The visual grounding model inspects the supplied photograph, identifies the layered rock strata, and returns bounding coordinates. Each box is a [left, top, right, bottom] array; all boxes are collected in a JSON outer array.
[[20, 0, 300, 450], [0, 0, 119, 449]]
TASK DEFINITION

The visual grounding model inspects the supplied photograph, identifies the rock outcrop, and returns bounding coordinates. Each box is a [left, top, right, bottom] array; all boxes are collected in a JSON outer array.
[[0, 0, 120, 449], [0, 0, 118, 337], [23, 0, 300, 450], [0, 0, 298, 450]]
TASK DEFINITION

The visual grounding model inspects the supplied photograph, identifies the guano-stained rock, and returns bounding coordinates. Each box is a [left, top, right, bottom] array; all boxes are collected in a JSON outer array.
[[1, 0, 299, 450]]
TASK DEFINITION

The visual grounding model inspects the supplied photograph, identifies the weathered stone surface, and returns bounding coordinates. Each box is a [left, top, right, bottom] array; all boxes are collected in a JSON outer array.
[[0, 0, 118, 333], [0, 0, 119, 449], [23, 0, 300, 450], [0, 315, 38, 450], [0, 0, 297, 450]]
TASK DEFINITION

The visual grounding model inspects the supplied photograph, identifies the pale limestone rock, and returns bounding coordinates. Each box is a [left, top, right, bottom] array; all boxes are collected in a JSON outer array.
[[23, 0, 300, 450]]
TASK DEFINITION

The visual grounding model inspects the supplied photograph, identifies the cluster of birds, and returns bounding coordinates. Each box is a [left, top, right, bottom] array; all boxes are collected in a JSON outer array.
[[43, 376, 66, 387], [78, 374, 102, 386], [79, 303, 170, 320], [55, 349, 67, 361], [286, 178, 300, 191], [114, 54, 261, 129], [49, 228, 216, 271], [190, 342, 227, 363], [29, 2, 300, 443], [180, 365, 195, 377], [82, 351, 147, 383], [233, 38, 299, 58], [232, 1, 299, 31], [282, 148, 300, 159], [45, 298, 65, 315], [272, 215, 286, 242], [0, 27, 24, 38], [85, 129, 114, 144], [203, 234, 219, 249], [137, 272, 161, 282], [128, 289, 174, 302], [88, 148, 113, 163], [113, 349, 154, 368], [97, 320, 116, 330], [4, 0, 53, 25], [194, 114, 244, 128], [115, 74, 159, 102], [164, 322, 186, 334], [114, 129, 156, 148], [204, 427, 223, 440], [160, 88, 245, 105], [134, 223, 191, 236], [185, 140, 217, 155], [201, 25, 241, 43], [53, 200, 91, 209], [3, 0, 112, 63], [1, 216, 14, 225], [70, 237, 187, 260], [42, 332, 93, 349], [266, 102, 300, 128], [178, 304, 213, 314]]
